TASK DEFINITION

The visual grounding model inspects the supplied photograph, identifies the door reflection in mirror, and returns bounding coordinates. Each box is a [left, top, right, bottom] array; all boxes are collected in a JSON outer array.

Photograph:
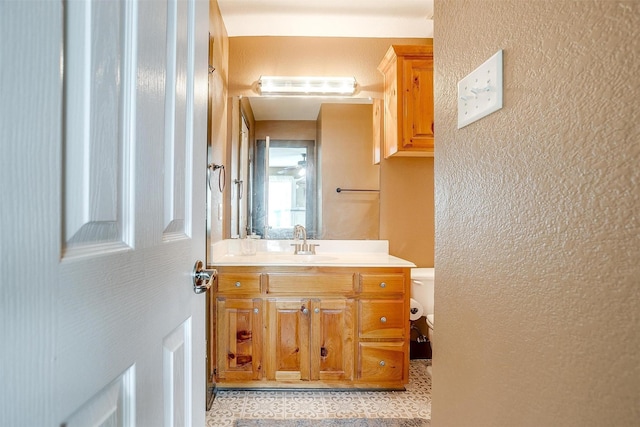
[[230, 116, 250, 238], [253, 139, 316, 239]]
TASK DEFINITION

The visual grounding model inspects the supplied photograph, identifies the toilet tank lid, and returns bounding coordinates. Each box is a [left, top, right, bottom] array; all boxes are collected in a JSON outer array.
[[411, 268, 434, 280]]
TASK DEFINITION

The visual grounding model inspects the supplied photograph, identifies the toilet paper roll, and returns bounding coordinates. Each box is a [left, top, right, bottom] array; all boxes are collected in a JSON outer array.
[[409, 298, 424, 321]]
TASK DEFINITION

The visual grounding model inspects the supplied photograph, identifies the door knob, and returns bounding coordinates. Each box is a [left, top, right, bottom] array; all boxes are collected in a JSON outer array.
[[192, 260, 216, 294]]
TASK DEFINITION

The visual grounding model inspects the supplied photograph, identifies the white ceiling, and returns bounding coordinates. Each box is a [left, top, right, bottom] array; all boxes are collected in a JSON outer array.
[[217, 0, 434, 38], [217, 0, 434, 120]]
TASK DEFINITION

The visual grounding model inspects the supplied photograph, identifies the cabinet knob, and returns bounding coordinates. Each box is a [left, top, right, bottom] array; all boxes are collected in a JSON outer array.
[[379, 282, 386, 288], [235, 281, 241, 287], [302, 308, 309, 315], [379, 360, 386, 367], [380, 316, 387, 323], [253, 308, 259, 314], [314, 308, 320, 313]]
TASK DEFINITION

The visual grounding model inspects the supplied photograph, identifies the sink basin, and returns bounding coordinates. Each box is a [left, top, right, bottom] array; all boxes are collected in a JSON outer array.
[[275, 254, 338, 263]]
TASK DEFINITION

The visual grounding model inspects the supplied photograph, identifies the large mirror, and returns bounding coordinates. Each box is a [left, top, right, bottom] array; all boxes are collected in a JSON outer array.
[[229, 96, 380, 240]]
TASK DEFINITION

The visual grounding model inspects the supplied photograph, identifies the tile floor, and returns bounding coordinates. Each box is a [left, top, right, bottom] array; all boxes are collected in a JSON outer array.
[[206, 360, 432, 427]]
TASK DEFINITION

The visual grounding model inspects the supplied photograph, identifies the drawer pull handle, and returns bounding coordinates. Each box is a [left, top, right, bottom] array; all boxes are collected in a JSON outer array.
[[379, 360, 386, 367], [380, 316, 387, 323], [380, 282, 386, 288], [235, 282, 241, 287]]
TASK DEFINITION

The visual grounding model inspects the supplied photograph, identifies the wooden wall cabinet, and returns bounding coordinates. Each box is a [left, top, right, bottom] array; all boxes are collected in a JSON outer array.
[[212, 266, 409, 390], [377, 43, 434, 158]]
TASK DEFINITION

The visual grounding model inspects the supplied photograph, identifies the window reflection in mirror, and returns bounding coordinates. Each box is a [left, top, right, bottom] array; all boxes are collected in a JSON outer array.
[[253, 139, 316, 239]]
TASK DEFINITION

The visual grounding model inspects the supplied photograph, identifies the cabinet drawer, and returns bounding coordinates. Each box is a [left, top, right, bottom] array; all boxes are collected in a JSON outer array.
[[359, 300, 405, 338], [359, 274, 405, 294], [218, 273, 261, 294], [267, 273, 354, 294], [358, 342, 405, 382]]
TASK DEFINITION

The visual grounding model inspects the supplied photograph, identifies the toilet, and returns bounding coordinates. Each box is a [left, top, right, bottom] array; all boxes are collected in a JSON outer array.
[[411, 268, 435, 349]]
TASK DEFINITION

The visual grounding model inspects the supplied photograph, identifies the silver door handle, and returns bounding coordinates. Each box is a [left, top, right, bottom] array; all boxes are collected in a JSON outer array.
[[192, 260, 216, 294]]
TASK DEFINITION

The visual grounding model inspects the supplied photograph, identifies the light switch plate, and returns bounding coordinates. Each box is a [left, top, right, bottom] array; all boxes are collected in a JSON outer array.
[[457, 50, 503, 129]]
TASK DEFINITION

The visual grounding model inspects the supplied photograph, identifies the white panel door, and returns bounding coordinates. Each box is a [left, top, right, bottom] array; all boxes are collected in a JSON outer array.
[[1, 0, 209, 426]]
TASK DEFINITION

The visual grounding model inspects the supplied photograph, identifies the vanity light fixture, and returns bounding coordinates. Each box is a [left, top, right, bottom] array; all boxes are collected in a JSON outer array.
[[258, 76, 357, 96]]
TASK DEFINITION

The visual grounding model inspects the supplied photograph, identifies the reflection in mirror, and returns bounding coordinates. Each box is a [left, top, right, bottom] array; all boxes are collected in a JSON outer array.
[[253, 139, 316, 239], [235, 97, 380, 240]]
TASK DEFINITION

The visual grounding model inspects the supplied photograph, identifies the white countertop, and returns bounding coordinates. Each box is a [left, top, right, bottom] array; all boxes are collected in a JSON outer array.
[[209, 239, 416, 268]]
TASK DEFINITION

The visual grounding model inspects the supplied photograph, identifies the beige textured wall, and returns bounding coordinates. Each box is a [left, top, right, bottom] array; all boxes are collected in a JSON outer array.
[[318, 104, 380, 239], [434, 1, 640, 426]]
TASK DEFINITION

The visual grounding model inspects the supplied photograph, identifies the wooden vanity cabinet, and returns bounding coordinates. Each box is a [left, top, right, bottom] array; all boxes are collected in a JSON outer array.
[[212, 266, 409, 390], [377, 43, 434, 158]]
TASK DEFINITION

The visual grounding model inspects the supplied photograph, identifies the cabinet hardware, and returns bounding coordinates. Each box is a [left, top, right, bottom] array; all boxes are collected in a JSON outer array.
[[380, 316, 387, 323], [379, 360, 386, 367], [235, 281, 241, 287], [379, 282, 386, 288]]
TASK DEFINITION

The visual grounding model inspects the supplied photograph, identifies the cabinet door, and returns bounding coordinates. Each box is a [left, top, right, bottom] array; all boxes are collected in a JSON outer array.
[[216, 298, 263, 381], [310, 299, 355, 381], [403, 57, 434, 151], [265, 299, 311, 381]]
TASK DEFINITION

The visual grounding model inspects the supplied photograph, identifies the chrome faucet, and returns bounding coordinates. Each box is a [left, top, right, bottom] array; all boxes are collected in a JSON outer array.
[[293, 224, 307, 243], [291, 224, 318, 255]]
